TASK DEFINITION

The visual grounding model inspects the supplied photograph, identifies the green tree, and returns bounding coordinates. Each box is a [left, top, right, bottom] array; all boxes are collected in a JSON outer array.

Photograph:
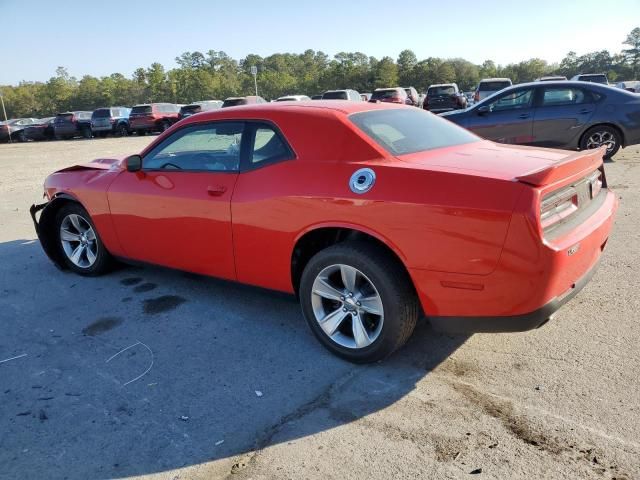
[[622, 27, 640, 77]]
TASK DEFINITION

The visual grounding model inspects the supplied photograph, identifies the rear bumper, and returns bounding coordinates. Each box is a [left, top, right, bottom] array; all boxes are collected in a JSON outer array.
[[429, 258, 600, 333], [411, 189, 618, 333]]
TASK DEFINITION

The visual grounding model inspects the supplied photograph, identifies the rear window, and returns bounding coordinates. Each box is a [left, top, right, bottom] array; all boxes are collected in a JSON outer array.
[[578, 75, 607, 84], [322, 91, 348, 100], [222, 98, 247, 108], [180, 105, 201, 114], [55, 114, 74, 122], [350, 108, 478, 155], [479, 81, 511, 91], [131, 106, 152, 115], [371, 89, 403, 100], [428, 86, 455, 96], [92, 109, 111, 118]]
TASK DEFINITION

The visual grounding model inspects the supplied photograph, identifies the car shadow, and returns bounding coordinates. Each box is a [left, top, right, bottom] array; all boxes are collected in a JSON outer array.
[[0, 239, 469, 479]]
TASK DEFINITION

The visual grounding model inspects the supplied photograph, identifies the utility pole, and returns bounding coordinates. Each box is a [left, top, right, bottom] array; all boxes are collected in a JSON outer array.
[[0, 90, 10, 143], [250, 66, 258, 96]]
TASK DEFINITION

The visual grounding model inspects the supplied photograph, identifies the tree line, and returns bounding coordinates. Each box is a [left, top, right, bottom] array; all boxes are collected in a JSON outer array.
[[1, 28, 638, 119]]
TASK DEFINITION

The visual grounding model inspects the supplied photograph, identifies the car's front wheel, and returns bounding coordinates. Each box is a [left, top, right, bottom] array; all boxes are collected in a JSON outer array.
[[580, 125, 621, 160], [55, 203, 112, 275], [299, 241, 419, 363]]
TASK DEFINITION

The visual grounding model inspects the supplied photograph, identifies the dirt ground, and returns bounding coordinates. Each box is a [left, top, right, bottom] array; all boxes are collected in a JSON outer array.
[[0, 137, 638, 480]]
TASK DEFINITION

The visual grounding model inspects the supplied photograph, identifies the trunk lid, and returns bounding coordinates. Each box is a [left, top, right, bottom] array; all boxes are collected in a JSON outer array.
[[397, 140, 605, 185]]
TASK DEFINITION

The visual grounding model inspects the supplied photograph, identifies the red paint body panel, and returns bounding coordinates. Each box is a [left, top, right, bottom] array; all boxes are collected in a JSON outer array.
[[41, 102, 618, 324]]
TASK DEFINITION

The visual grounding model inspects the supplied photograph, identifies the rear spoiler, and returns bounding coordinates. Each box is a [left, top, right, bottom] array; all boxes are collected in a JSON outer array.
[[516, 147, 606, 186]]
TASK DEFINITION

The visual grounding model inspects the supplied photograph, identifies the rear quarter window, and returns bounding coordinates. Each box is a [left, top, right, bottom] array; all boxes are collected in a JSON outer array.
[[350, 108, 478, 155]]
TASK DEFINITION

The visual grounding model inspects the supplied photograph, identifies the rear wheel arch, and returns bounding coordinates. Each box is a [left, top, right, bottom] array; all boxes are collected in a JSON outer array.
[[580, 123, 625, 147], [290, 226, 413, 297]]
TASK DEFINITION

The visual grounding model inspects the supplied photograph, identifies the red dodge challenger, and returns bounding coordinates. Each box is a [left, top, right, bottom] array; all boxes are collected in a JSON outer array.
[[30, 101, 618, 363]]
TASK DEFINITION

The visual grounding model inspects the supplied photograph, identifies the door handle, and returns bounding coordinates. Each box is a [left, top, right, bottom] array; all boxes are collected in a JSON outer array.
[[207, 185, 227, 196], [518, 113, 530, 119]]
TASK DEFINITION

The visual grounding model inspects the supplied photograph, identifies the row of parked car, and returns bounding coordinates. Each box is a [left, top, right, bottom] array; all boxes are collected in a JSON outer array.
[[0, 97, 271, 143]]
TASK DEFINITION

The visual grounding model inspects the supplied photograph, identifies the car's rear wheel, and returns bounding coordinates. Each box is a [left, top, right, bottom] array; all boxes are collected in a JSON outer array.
[[115, 124, 128, 137], [580, 125, 621, 160], [161, 121, 170, 132], [299, 241, 419, 363], [55, 203, 112, 275], [17, 131, 27, 142], [137, 129, 146, 136]]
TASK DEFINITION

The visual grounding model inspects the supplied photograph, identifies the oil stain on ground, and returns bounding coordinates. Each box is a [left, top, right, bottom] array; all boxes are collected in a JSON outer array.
[[82, 317, 124, 336], [143, 295, 186, 315], [120, 277, 143, 286], [133, 282, 157, 293]]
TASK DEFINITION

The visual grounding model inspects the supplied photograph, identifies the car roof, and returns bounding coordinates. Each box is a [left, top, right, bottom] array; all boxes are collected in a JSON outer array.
[[479, 78, 511, 82], [178, 100, 404, 123], [428, 83, 456, 88]]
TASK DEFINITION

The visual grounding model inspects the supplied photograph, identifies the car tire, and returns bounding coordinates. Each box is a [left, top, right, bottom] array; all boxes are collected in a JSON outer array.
[[137, 130, 146, 136], [580, 125, 621, 160], [55, 203, 112, 276], [81, 127, 92, 139], [17, 131, 27, 142], [161, 121, 170, 132], [115, 124, 128, 137], [299, 241, 419, 363]]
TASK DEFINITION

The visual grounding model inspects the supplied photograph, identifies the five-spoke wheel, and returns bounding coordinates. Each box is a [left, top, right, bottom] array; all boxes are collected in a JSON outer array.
[[300, 241, 419, 363]]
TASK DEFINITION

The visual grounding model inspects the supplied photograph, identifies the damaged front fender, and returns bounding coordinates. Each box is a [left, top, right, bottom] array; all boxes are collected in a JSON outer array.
[[30, 199, 69, 270]]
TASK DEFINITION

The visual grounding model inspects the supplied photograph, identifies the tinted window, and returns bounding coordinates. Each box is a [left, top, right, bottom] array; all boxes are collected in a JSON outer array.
[[541, 88, 589, 106], [222, 98, 247, 108], [144, 122, 244, 172], [251, 126, 292, 165], [350, 108, 478, 155], [55, 114, 74, 123], [428, 86, 455, 96], [371, 89, 404, 100], [132, 106, 152, 115], [488, 89, 533, 111], [478, 81, 511, 91], [322, 91, 348, 100], [180, 105, 201, 115], [92, 109, 111, 118], [578, 75, 607, 84]]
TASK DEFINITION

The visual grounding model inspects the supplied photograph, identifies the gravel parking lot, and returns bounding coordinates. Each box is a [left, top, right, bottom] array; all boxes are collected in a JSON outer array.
[[0, 138, 639, 480]]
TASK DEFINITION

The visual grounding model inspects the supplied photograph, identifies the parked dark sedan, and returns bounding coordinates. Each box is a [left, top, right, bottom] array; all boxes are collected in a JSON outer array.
[[24, 117, 55, 141], [441, 81, 640, 159], [0, 118, 38, 142]]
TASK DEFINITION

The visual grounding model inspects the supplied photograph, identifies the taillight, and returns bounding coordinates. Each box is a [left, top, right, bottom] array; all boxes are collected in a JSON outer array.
[[540, 186, 578, 230], [110, 118, 116, 123]]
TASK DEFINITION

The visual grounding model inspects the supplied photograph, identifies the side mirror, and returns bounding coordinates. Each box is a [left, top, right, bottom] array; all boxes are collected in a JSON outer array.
[[126, 155, 142, 172], [477, 105, 491, 115]]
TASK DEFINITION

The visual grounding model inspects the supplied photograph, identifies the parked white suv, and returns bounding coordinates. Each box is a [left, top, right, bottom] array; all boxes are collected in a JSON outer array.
[[321, 89, 362, 101]]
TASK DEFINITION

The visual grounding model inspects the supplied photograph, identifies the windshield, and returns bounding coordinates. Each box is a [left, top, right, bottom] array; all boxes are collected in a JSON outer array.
[[428, 86, 455, 96], [350, 108, 478, 155], [322, 91, 348, 100]]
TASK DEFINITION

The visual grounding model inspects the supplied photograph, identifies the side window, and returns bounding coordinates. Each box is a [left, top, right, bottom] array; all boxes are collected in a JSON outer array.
[[143, 122, 244, 172], [249, 125, 293, 167], [541, 88, 588, 106], [489, 89, 533, 112]]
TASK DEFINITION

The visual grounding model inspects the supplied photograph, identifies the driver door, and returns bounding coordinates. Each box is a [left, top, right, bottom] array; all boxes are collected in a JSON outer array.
[[107, 121, 244, 280], [468, 88, 535, 145]]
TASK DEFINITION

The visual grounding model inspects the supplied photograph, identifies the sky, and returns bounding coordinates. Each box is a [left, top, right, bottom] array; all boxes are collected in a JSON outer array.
[[1, 0, 638, 85]]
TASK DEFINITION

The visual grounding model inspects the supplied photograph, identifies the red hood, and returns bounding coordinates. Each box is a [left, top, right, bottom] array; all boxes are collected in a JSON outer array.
[[397, 140, 605, 185], [56, 156, 126, 173]]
